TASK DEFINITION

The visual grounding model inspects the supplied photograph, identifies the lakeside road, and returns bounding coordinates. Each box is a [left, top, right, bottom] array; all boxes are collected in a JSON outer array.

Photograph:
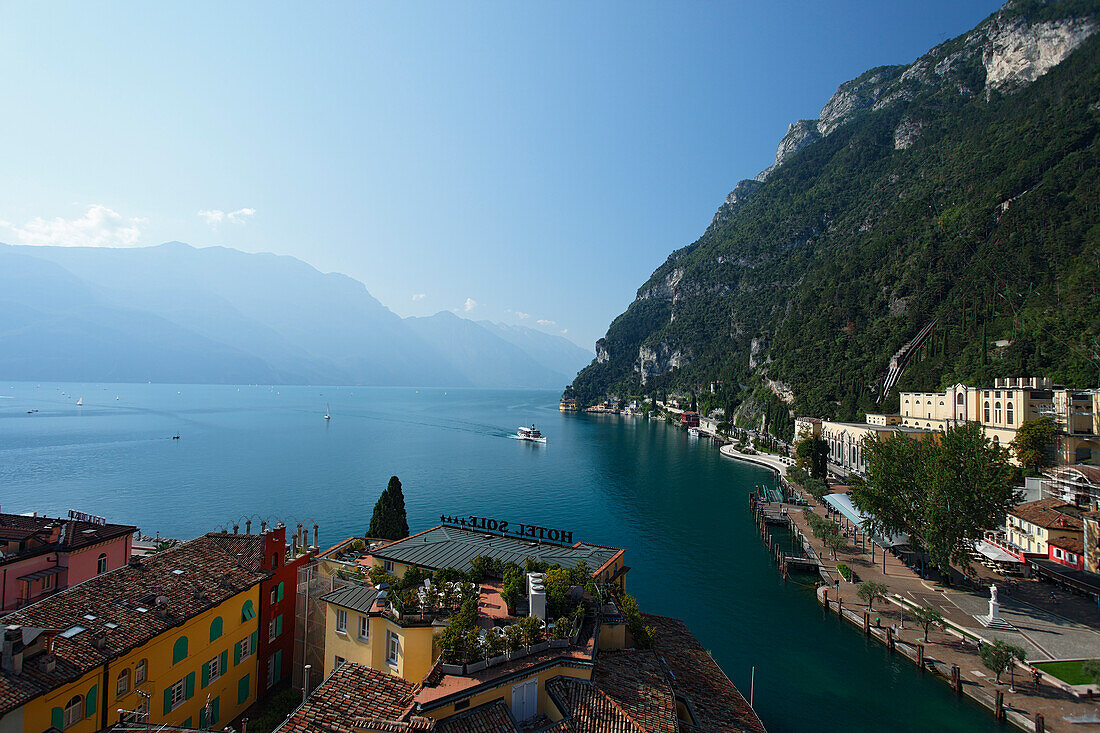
[[719, 442, 793, 475], [778, 496, 1100, 731]]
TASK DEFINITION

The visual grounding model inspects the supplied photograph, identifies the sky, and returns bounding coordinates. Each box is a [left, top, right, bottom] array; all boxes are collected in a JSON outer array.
[[0, 1, 1005, 349]]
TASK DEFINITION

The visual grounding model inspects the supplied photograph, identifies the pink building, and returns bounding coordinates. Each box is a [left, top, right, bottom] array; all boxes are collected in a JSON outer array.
[[0, 510, 137, 612]]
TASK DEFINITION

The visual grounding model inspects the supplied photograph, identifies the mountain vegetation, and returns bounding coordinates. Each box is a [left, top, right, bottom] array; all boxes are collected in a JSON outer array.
[[569, 1, 1100, 438]]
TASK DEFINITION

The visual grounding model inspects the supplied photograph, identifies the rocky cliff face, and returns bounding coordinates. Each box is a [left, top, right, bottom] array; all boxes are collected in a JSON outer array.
[[983, 15, 1097, 88]]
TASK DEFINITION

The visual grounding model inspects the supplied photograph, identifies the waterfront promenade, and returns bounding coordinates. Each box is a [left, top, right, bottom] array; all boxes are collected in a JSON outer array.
[[780, 496, 1100, 731], [719, 442, 793, 474]]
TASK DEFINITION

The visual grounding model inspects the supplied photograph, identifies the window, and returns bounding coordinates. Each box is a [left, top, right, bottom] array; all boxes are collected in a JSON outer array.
[[1007, 403, 1014, 425], [64, 695, 83, 728], [207, 652, 223, 684], [241, 600, 256, 622], [209, 616, 223, 642], [267, 650, 282, 688], [383, 560, 395, 574], [237, 674, 250, 706], [358, 615, 369, 641], [238, 633, 253, 661], [270, 587, 277, 604], [334, 655, 346, 668], [117, 668, 130, 697], [994, 402, 1002, 423], [172, 636, 188, 664], [336, 609, 347, 634], [97, 553, 108, 575], [957, 393, 965, 405], [984, 401, 990, 422], [387, 631, 400, 665], [269, 614, 283, 641], [43, 573, 55, 591], [169, 679, 186, 711], [135, 659, 147, 685]]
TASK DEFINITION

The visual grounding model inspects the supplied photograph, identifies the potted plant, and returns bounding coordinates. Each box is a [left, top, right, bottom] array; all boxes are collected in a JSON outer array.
[[549, 618, 570, 648], [464, 629, 487, 672], [486, 629, 508, 667], [504, 624, 526, 659], [520, 616, 548, 652]]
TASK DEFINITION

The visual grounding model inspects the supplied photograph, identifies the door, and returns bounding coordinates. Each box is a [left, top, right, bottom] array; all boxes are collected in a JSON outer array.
[[511, 679, 538, 721]]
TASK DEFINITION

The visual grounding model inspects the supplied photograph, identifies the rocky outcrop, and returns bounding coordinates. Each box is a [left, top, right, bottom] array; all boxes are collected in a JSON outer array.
[[754, 121, 821, 182], [817, 66, 906, 136], [709, 179, 763, 229], [893, 115, 924, 150], [596, 342, 610, 364], [635, 342, 691, 385], [638, 267, 685, 301], [983, 15, 1097, 89]]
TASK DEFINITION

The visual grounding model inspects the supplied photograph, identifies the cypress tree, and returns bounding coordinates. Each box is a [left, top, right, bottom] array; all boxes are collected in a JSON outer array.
[[368, 475, 410, 540]]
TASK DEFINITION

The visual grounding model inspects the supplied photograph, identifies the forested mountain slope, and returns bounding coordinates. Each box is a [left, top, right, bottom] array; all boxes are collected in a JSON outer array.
[[570, 0, 1100, 432]]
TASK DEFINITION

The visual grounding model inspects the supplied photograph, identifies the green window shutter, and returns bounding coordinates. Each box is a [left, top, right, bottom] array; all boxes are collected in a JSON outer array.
[[201, 662, 210, 689], [210, 616, 223, 642], [199, 706, 207, 730], [237, 674, 250, 705], [242, 600, 255, 622], [250, 631, 258, 651], [220, 649, 229, 673], [163, 688, 173, 716], [275, 614, 283, 637], [185, 672, 195, 700], [277, 582, 284, 602], [211, 697, 219, 725], [85, 685, 97, 718], [51, 707, 64, 729], [234, 641, 241, 666], [173, 636, 189, 664], [274, 650, 282, 683]]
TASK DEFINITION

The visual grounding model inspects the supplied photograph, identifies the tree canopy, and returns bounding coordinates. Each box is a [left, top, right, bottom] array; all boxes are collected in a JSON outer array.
[[367, 475, 410, 540], [850, 422, 1020, 577], [1011, 416, 1056, 472]]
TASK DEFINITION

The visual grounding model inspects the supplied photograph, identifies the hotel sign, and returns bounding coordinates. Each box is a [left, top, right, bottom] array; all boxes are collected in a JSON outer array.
[[69, 509, 107, 526], [440, 514, 574, 544]]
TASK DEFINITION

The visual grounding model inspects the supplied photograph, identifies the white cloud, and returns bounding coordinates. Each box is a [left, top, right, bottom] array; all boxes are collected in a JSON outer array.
[[412, 293, 427, 301], [0, 204, 144, 247], [515, 311, 530, 320], [198, 207, 256, 227], [463, 298, 477, 312], [537, 319, 556, 327]]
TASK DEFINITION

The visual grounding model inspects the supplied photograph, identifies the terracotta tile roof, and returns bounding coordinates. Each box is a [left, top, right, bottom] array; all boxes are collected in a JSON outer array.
[[1008, 499, 1082, 531], [434, 700, 519, 732], [0, 535, 269, 715], [204, 532, 267, 570], [276, 663, 419, 733], [0, 513, 137, 567], [1048, 536, 1085, 555], [592, 652, 676, 733], [546, 676, 647, 732]]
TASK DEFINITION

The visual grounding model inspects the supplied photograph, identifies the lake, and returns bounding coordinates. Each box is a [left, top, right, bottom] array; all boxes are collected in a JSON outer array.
[[0, 383, 999, 731]]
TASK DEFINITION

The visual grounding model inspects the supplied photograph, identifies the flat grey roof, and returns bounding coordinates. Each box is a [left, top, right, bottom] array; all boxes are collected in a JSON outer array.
[[321, 584, 381, 614], [372, 526, 622, 575]]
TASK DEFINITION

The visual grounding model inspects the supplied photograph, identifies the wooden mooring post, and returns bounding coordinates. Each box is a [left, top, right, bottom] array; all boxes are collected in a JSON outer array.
[[916, 643, 924, 668], [994, 690, 1005, 722], [1034, 713, 1044, 732], [951, 665, 962, 694], [863, 612, 870, 635], [823, 589, 829, 617], [885, 626, 894, 651]]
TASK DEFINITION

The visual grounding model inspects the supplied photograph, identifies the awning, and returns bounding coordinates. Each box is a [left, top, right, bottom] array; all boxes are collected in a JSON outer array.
[[823, 493, 909, 549], [974, 540, 1023, 564], [17, 566, 63, 582]]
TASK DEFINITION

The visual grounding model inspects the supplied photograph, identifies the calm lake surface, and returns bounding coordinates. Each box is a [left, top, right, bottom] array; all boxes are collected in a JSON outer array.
[[0, 383, 999, 732]]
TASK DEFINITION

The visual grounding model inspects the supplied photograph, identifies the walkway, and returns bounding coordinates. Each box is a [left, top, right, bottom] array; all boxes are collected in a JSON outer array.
[[719, 443, 792, 475], [785, 496, 1100, 731]]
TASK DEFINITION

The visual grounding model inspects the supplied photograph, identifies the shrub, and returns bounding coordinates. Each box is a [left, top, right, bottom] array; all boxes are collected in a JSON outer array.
[[350, 538, 365, 551], [837, 564, 852, 581], [518, 615, 545, 644], [502, 565, 524, 613], [504, 623, 525, 651], [617, 592, 655, 649]]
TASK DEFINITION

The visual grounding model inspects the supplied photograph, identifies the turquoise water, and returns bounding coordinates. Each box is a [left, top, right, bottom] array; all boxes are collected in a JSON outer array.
[[0, 383, 999, 732]]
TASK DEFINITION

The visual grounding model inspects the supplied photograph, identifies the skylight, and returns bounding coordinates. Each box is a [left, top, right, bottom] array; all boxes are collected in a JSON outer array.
[[104, 622, 118, 629], [83, 614, 97, 621], [60, 626, 85, 638], [172, 569, 184, 575]]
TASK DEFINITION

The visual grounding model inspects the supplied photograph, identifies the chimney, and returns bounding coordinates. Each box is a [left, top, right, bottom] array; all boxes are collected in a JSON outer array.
[[155, 596, 169, 619], [233, 524, 239, 534], [42, 654, 56, 673], [245, 520, 252, 534], [291, 533, 298, 555], [2, 626, 24, 675], [91, 631, 107, 650], [313, 524, 319, 550], [261, 521, 267, 533]]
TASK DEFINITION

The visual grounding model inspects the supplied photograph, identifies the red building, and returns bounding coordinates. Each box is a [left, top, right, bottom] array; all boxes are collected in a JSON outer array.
[[1048, 537, 1086, 571], [206, 524, 317, 699], [0, 509, 136, 612], [680, 411, 700, 428]]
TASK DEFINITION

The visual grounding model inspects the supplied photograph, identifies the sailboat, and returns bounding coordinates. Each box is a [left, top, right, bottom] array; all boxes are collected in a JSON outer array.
[[76, 397, 83, 406], [324, 403, 331, 420]]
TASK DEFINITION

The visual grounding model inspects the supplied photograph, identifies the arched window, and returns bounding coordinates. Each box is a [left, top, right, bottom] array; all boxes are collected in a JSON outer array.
[[956, 393, 964, 405], [994, 402, 1002, 423], [135, 659, 147, 685], [209, 616, 223, 642], [64, 695, 83, 728], [984, 401, 990, 422], [1007, 403, 1014, 425], [117, 668, 130, 697], [172, 636, 188, 664], [97, 553, 108, 575]]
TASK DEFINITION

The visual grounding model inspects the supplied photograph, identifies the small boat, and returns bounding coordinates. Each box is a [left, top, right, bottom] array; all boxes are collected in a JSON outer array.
[[324, 403, 331, 420], [76, 397, 83, 406], [172, 434, 181, 440], [517, 425, 547, 443], [687, 427, 700, 437]]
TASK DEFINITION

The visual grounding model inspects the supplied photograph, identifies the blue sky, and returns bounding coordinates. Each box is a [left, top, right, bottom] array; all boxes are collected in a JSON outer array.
[[0, 1, 1003, 349]]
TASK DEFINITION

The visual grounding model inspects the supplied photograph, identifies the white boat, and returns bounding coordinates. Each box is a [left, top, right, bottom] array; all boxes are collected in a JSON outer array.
[[324, 403, 331, 420], [517, 425, 547, 443], [76, 397, 83, 406], [687, 427, 700, 437]]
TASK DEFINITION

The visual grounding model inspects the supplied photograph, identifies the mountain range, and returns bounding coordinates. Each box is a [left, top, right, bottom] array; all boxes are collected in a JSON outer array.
[[0, 242, 592, 388], [569, 0, 1100, 433]]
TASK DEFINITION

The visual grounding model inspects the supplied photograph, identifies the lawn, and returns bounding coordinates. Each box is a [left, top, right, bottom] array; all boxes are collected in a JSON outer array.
[[1034, 660, 1099, 686]]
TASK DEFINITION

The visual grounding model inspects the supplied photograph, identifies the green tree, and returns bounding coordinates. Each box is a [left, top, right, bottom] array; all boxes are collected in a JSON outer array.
[[1082, 659, 1100, 685], [1011, 417, 1056, 473], [857, 580, 888, 611], [912, 605, 945, 642], [979, 639, 1026, 684], [822, 531, 845, 561], [796, 435, 829, 479], [367, 475, 410, 540], [850, 422, 1020, 579]]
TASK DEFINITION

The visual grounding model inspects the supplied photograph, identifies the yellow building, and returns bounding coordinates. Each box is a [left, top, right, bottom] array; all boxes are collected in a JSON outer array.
[[1000, 498, 1083, 558], [0, 534, 270, 733]]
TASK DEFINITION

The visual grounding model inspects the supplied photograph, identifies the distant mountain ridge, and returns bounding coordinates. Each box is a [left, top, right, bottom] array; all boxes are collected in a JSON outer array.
[[0, 242, 592, 387], [569, 0, 1100, 427]]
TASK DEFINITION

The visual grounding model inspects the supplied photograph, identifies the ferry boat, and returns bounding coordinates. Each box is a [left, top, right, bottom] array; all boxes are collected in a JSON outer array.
[[517, 425, 547, 443]]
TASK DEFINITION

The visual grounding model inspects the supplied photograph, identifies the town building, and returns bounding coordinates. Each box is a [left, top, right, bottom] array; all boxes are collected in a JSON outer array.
[[1082, 511, 1100, 575], [680, 411, 700, 428], [283, 521, 763, 732], [0, 525, 311, 733], [0, 510, 137, 613], [1047, 537, 1085, 571], [793, 417, 821, 439], [992, 498, 1083, 560], [1042, 465, 1100, 508]]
